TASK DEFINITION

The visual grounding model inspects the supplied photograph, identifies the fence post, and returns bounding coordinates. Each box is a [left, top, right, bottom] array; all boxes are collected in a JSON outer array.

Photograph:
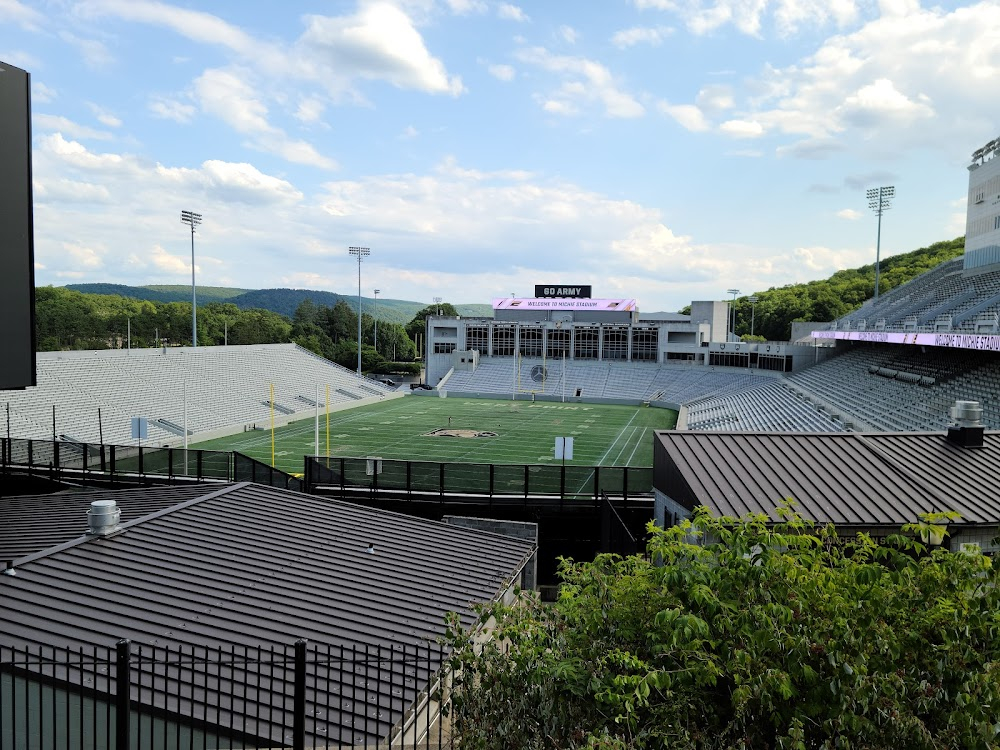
[[116, 639, 131, 750], [293, 639, 307, 750]]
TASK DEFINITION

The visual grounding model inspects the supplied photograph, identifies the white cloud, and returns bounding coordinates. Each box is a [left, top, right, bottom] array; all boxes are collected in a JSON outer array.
[[148, 96, 197, 123], [399, 125, 419, 139], [33, 115, 114, 141], [193, 68, 338, 169], [0, 0, 45, 29], [631, 0, 857, 36], [31, 81, 57, 103], [444, 0, 488, 13], [515, 46, 645, 118], [488, 63, 516, 81], [556, 25, 578, 44], [695, 84, 734, 114], [838, 77, 934, 127], [793, 245, 869, 273], [659, 102, 710, 132], [837, 208, 863, 220], [497, 3, 529, 22], [611, 26, 672, 48], [59, 32, 114, 69], [299, 3, 465, 96], [294, 96, 327, 124], [727, 2, 1000, 153], [719, 119, 765, 138], [88, 104, 122, 128]]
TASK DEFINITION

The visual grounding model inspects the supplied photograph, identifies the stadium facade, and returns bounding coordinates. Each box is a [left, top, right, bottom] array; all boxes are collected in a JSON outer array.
[[966, 134, 1000, 270], [423, 295, 817, 388]]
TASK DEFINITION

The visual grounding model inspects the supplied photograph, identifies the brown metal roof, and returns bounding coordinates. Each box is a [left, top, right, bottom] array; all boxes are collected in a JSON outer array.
[[654, 430, 1000, 525], [0, 483, 223, 560], [0, 481, 534, 745]]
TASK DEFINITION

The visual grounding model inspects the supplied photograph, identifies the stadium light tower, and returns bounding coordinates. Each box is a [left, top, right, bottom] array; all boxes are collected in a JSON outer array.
[[180, 210, 202, 346], [867, 186, 894, 300], [434, 296, 442, 316], [373, 288, 380, 352], [727, 288, 740, 340], [748, 295, 759, 338], [348, 246, 370, 375]]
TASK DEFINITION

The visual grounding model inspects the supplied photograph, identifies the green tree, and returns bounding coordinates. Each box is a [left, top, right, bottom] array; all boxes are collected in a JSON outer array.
[[405, 302, 459, 342], [446, 507, 1000, 749]]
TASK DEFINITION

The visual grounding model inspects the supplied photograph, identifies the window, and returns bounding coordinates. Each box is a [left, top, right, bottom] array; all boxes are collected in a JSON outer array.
[[574, 327, 599, 359], [631, 327, 658, 361], [433, 342, 456, 354], [465, 325, 488, 352], [493, 325, 514, 356], [546, 327, 571, 358]]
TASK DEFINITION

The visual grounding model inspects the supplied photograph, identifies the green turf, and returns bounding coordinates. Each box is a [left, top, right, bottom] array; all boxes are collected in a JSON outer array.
[[192, 397, 677, 475]]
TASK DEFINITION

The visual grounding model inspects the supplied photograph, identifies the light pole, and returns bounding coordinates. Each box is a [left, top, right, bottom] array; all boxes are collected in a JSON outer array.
[[180, 210, 202, 346], [748, 295, 759, 338], [727, 288, 740, 340], [348, 246, 370, 375], [433, 296, 442, 316], [373, 288, 380, 353], [867, 186, 894, 300]]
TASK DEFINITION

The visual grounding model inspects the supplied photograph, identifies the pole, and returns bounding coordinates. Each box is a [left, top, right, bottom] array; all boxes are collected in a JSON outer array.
[[270, 382, 275, 468], [348, 247, 370, 375], [562, 351, 566, 403], [314, 383, 320, 457], [874, 204, 884, 299], [127, 318, 131, 351], [190, 222, 197, 346], [325, 384, 330, 458], [183, 381, 188, 475], [181, 210, 202, 347], [374, 289, 379, 353], [357, 260, 362, 374]]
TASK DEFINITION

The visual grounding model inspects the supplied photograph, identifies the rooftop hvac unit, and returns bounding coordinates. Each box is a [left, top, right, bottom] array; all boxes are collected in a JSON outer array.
[[87, 499, 121, 535], [950, 400, 983, 427]]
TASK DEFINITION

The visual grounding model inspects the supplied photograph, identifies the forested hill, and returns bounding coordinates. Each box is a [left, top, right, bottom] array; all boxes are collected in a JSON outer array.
[[65, 284, 492, 322], [707, 237, 966, 342]]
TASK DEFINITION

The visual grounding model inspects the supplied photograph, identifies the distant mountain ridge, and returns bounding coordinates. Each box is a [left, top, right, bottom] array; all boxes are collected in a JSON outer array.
[[63, 283, 493, 322]]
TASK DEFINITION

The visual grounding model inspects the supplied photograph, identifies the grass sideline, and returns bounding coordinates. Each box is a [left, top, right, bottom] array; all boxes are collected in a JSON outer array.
[[193, 397, 677, 475]]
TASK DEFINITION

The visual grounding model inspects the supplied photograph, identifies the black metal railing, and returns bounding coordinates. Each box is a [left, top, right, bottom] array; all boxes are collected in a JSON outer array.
[[1, 438, 302, 493], [304, 455, 653, 503], [1, 639, 452, 749]]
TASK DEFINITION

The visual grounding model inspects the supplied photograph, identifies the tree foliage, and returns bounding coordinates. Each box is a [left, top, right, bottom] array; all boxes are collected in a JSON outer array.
[[445, 506, 1000, 749]]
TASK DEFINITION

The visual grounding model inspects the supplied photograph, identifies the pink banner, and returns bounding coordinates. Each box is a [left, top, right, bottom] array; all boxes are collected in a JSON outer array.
[[813, 330, 1000, 351], [492, 298, 636, 312]]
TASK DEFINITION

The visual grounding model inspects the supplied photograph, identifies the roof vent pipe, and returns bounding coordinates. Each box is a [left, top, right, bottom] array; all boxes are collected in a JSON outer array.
[[88, 499, 121, 535], [947, 400, 985, 448]]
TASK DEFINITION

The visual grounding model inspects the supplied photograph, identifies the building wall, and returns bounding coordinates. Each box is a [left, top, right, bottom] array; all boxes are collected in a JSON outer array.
[[966, 148, 1000, 270]]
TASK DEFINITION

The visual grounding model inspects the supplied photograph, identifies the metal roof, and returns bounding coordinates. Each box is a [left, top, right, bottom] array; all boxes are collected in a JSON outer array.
[[0, 481, 534, 744], [654, 430, 1000, 525], [0, 483, 222, 560]]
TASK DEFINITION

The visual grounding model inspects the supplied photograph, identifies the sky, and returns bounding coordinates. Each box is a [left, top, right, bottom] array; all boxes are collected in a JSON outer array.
[[2, 0, 998, 312]]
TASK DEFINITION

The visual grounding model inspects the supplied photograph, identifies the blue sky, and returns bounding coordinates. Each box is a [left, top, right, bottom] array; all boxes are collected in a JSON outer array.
[[2, 0, 997, 311]]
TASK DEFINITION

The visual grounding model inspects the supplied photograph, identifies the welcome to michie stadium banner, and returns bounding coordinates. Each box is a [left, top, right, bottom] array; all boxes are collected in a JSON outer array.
[[814, 330, 1000, 352]]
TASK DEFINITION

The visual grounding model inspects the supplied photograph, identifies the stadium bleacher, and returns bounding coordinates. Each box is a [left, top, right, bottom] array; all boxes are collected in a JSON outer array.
[[4, 344, 394, 446]]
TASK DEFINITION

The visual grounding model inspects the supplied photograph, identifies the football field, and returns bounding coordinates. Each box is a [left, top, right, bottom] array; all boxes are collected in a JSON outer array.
[[193, 396, 677, 475]]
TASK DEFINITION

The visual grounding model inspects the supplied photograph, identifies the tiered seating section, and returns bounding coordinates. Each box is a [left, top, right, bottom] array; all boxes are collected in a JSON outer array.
[[684, 344, 1000, 432], [443, 358, 776, 403], [830, 258, 1000, 333], [5, 344, 393, 446]]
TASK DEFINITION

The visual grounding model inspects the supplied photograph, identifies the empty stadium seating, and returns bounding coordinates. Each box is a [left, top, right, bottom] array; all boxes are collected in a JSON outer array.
[[5, 344, 394, 446]]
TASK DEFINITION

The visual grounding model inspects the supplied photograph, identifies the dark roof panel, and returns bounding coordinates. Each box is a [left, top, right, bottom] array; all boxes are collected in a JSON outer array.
[[0, 482, 534, 745], [0, 483, 225, 559], [654, 430, 1000, 525]]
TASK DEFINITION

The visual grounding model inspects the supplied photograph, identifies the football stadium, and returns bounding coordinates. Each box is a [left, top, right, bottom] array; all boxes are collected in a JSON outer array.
[[4, 56, 1000, 748]]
